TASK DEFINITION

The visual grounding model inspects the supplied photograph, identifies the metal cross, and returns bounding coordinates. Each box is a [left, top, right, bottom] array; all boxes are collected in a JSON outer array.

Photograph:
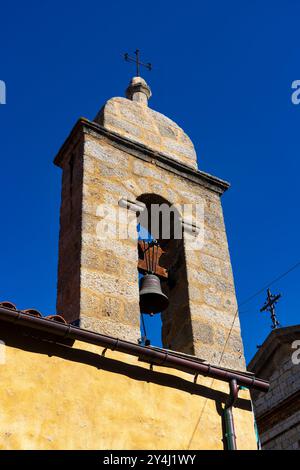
[[124, 49, 152, 77], [260, 288, 282, 329]]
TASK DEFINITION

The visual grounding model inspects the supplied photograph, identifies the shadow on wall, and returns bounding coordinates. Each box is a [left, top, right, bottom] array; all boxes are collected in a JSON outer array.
[[0, 321, 252, 451], [0, 324, 254, 407]]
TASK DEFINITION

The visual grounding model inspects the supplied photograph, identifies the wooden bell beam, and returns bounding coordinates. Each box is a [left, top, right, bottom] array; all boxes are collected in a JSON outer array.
[[137, 240, 168, 278]]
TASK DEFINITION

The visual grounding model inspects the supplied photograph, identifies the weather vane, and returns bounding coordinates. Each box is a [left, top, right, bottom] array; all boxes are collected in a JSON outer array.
[[124, 49, 152, 77], [260, 288, 282, 329]]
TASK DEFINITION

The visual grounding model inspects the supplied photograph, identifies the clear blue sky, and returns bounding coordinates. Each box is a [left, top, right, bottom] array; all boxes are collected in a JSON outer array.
[[1, 1, 299, 364]]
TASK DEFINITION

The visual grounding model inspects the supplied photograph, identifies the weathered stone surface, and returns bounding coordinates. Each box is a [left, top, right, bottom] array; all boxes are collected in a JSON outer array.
[[101, 180, 135, 200], [192, 321, 214, 344], [226, 332, 244, 354], [189, 285, 203, 303], [81, 268, 138, 300], [82, 233, 138, 263], [205, 212, 225, 231], [188, 268, 213, 286], [203, 288, 224, 309], [95, 96, 198, 169], [249, 334, 300, 449], [191, 304, 240, 330], [200, 254, 222, 275], [99, 165, 129, 179], [122, 178, 143, 195], [102, 296, 124, 320], [84, 137, 129, 167], [105, 114, 143, 139], [80, 315, 140, 342], [157, 122, 177, 139], [202, 239, 228, 260], [133, 160, 171, 183], [214, 278, 235, 294], [124, 301, 141, 326], [81, 289, 123, 321]]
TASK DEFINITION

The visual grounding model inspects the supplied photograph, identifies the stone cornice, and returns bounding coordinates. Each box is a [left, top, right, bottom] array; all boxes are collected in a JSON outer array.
[[54, 117, 230, 195]]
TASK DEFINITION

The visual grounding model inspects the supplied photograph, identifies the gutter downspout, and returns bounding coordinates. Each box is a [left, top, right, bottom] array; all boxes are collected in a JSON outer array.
[[223, 379, 239, 450]]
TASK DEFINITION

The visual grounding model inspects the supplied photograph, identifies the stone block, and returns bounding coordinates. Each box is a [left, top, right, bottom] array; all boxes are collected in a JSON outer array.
[[102, 296, 125, 321], [81, 268, 138, 301], [192, 321, 214, 344], [133, 160, 170, 183], [157, 122, 178, 139], [200, 254, 222, 275], [124, 301, 141, 327], [84, 137, 129, 167], [80, 315, 140, 343]]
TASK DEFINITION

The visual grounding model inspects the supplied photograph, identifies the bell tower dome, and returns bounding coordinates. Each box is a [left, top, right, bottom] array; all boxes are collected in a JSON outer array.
[[95, 76, 198, 169], [54, 75, 246, 370]]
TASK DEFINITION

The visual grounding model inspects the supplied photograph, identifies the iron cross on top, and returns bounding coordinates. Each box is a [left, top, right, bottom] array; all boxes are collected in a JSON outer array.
[[124, 49, 152, 77]]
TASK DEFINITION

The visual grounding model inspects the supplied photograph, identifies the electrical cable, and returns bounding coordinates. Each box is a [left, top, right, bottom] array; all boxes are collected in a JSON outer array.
[[186, 259, 300, 449], [239, 261, 300, 308]]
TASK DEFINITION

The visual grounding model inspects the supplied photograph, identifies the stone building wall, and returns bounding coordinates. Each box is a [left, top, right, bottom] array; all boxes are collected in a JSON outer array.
[[251, 344, 300, 449], [95, 95, 198, 169], [260, 413, 300, 450]]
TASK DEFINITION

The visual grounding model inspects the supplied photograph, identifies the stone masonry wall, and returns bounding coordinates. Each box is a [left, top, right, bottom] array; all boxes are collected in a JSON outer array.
[[252, 345, 300, 449], [261, 413, 300, 450], [95, 97, 198, 169], [75, 129, 245, 370], [56, 140, 83, 324]]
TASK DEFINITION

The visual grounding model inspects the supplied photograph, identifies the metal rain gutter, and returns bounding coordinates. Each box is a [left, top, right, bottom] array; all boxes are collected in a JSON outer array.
[[0, 305, 269, 393]]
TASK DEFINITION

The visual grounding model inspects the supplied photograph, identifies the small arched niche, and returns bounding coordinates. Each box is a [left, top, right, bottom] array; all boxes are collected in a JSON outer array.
[[136, 193, 194, 355]]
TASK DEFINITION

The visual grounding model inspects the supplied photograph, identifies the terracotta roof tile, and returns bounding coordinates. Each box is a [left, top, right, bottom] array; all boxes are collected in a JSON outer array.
[[0, 301, 68, 324], [46, 315, 67, 324], [0, 301, 16, 310], [22, 309, 42, 318]]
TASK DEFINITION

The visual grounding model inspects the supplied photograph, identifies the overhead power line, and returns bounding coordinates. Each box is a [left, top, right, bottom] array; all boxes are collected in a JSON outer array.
[[220, 259, 300, 364], [239, 260, 300, 308], [187, 259, 300, 449]]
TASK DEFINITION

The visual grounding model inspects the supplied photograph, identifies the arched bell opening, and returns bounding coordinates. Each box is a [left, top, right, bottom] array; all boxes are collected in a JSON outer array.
[[136, 194, 194, 355]]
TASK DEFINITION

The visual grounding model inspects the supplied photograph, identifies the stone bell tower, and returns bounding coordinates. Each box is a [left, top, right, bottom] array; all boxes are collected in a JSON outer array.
[[54, 75, 246, 370]]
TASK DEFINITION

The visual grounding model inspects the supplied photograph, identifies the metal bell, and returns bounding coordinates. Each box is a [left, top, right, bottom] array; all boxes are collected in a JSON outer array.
[[139, 274, 169, 314]]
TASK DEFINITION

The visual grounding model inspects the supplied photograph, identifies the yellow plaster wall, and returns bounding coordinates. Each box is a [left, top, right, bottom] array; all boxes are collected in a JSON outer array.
[[0, 339, 257, 450]]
